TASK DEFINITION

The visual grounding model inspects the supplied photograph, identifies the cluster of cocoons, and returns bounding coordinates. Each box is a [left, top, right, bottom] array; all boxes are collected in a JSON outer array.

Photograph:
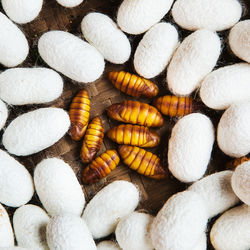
[[56, 0, 84, 8]]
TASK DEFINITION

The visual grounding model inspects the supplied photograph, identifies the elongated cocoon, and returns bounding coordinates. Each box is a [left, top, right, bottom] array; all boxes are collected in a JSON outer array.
[[117, 0, 174, 35], [38, 31, 104, 83], [189, 171, 239, 218], [34, 158, 85, 216], [210, 205, 250, 250], [81, 12, 131, 64], [193, 233, 207, 250], [151, 191, 208, 250], [0, 150, 34, 207], [97, 241, 121, 250], [0, 12, 29, 67], [134, 22, 178, 78], [56, 0, 83, 8], [82, 180, 139, 239], [3, 107, 70, 156], [167, 29, 221, 96], [0, 100, 8, 130], [13, 205, 49, 250], [168, 113, 214, 183], [46, 214, 96, 250], [0, 68, 63, 105]]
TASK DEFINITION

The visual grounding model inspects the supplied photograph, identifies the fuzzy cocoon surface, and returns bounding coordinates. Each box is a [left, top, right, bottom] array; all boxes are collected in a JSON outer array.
[[0, 248, 27, 250], [34, 158, 85, 216], [151, 191, 208, 250], [0, 100, 8, 131], [217, 102, 250, 157], [0, 68, 63, 105], [3, 107, 70, 156], [115, 212, 154, 250], [81, 12, 131, 64], [117, 0, 174, 35], [0, 12, 28, 67], [56, 0, 83, 8], [172, 0, 242, 31], [168, 113, 214, 183], [192, 233, 207, 250], [13, 205, 49, 250], [46, 214, 96, 250], [38, 30, 104, 83], [210, 205, 250, 250], [134, 22, 179, 79], [82, 180, 139, 239], [0, 150, 34, 207], [229, 20, 250, 63], [97, 241, 121, 250], [2, 0, 43, 24], [200, 63, 250, 110], [167, 29, 221, 96], [188, 171, 239, 218]]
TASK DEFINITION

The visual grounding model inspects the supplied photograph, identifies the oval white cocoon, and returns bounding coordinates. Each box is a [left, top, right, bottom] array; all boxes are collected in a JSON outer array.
[[0, 12, 29, 67], [82, 180, 139, 239], [0, 68, 63, 105], [200, 63, 250, 110], [38, 30, 104, 83], [117, 0, 174, 35], [167, 29, 221, 96], [168, 113, 214, 183], [81, 12, 131, 64], [0, 150, 34, 207], [0, 100, 8, 130], [13, 205, 49, 250], [172, 0, 242, 31], [134, 22, 179, 78], [56, 0, 83, 8], [3, 107, 70, 156], [97, 241, 121, 250], [34, 158, 85, 216], [193, 233, 207, 250]]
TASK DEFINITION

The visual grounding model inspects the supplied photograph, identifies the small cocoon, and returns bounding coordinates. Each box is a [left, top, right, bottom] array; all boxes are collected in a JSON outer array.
[[81, 12, 131, 64], [97, 241, 121, 250], [210, 205, 250, 250], [151, 191, 208, 250], [200, 63, 250, 110], [229, 20, 250, 63], [0, 68, 63, 105], [117, 0, 174, 35], [134, 22, 179, 79], [82, 180, 139, 239], [168, 113, 214, 183], [167, 29, 221, 96], [13, 205, 50, 250], [0, 12, 28, 67], [38, 30, 104, 83], [115, 212, 154, 250], [46, 214, 96, 250], [34, 158, 85, 216], [56, 0, 83, 8], [0, 150, 34, 207], [172, 0, 242, 31], [188, 171, 239, 218], [193, 233, 207, 250], [0, 100, 8, 131], [3, 107, 70, 156]]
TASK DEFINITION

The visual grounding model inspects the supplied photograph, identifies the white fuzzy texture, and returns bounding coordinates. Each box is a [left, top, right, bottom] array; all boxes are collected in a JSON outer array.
[[188, 171, 239, 218], [0, 12, 28, 67], [0, 100, 8, 131], [117, 0, 174, 35], [151, 191, 208, 250], [0, 68, 63, 105], [168, 113, 214, 183], [0, 248, 27, 250], [34, 158, 85, 216], [81, 12, 131, 64], [3, 107, 70, 156], [192, 233, 207, 250], [13, 205, 50, 250], [229, 20, 250, 63], [38, 30, 104, 83], [2, 0, 43, 24], [217, 102, 250, 157], [167, 29, 221, 96], [97, 241, 121, 250], [116, 212, 154, 250], [82, 180, 139, 239], [172, 0, 242, 31], [56, 0, 83, 8], [210, 205, 250, 250], [231, 162, 250, 206], [46, 214, 96, 250], [0, 150, 34, 207], [134, 22, 179, 78], [200, 63, 250, 110]]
